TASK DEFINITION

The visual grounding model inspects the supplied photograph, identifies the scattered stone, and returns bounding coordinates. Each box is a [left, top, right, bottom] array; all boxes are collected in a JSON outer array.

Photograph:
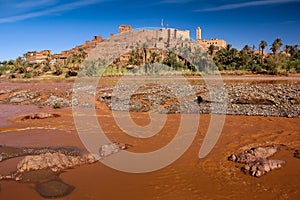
[[99, 143, 131, 159], [99, 93, 112, 102], [43, 95, 72, 107], [36, 180, 74, 198], [21, 113, 60, 121], [96, 83, 299, 117], [228, 146, 286, 177], [1, 82, 299, 117], [8, 90, 39, 103], [0, 89, 12, 95]]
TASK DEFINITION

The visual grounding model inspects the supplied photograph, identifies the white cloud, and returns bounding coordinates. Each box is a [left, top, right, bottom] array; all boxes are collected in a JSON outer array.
[[0, 0, 102, 23], [160, 0, 193, 4], [15, 0, 58, 8], [196, 0, 300, 12]]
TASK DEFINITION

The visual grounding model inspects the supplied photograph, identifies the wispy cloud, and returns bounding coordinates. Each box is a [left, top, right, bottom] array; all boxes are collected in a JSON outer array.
[[159, 0, 193, 4], [15, 0, 58, 9], [196, 0, 300, 12], [0, 0, 103, 23]]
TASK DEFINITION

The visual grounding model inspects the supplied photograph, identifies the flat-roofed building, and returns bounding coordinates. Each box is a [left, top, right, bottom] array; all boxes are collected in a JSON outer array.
[[25, 50, 51, 64]]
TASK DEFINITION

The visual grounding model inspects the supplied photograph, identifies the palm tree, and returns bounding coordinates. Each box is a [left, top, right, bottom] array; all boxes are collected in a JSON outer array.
[[163, 52, 177, 68], [270, 38, 283, 54], [208, 45, 216, 56], [289, 45, 299, 58], [15, 56, 27, 73], [284, 45, 292, 54], [259, 41, 267, 55], [242, 45, 251, 53]]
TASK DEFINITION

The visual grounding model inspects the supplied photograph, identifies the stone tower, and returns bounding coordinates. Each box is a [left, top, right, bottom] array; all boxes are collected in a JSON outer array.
[[196, 26, 202, 41]]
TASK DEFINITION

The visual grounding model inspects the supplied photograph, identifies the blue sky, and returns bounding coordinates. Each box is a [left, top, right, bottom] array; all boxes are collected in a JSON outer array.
[[0, 0, 300, 61]]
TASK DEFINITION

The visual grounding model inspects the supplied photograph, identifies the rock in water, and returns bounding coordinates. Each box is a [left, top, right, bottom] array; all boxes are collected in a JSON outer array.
[[98, 143, 132, 159], [228, 146, 286, 177], [99, 143, 122, 158], [294, 150, 300, 158], [20, 169, 59, 183], [242, 159, 286, 177], [36, 180, 74, 198], [17, 152, 96, 172], [21, 113, 60, 121], [228, 146, 278, 164]]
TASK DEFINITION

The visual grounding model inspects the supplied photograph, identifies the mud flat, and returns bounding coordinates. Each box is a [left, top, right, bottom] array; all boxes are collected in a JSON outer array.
[[0, 76, 300, 199]]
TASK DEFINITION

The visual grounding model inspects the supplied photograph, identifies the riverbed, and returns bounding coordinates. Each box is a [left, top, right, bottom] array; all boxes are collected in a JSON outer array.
[[0, 76, 300, 199]]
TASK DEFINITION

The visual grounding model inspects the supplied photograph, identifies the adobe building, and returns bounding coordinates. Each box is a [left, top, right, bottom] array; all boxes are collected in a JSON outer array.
[[196, 27, 202, 40], [198, 38, 227, 51], [118, 25, 132, 34], [196, 26, 226, 51], [25, 50, 51, 64], [49, 35, 104, 65], [167, 28, 190, 41]]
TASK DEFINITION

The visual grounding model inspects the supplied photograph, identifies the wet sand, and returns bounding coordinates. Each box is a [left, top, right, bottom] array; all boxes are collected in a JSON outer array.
[[0, 77, 300, 199]]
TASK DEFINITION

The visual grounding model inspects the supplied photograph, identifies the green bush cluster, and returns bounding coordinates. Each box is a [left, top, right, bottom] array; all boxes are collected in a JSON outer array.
[[212, 39, 300, 75]]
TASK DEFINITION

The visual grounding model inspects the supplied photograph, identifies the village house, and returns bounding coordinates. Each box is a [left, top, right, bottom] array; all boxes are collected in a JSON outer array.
[[25, 50, 51, 65], [196, 26, 227, 51]]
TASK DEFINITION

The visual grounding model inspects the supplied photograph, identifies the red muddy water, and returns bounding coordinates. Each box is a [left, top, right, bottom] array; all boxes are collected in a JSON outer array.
[[0, 77, 300, 200]]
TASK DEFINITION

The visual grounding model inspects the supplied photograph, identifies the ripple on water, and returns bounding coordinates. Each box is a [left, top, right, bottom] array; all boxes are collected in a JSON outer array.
[[0, 129, 83, 147]]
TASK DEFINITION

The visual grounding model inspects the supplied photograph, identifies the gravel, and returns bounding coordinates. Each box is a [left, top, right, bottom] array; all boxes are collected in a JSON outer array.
[[98, 82, 300, 117], [1, 82, 299, 117]]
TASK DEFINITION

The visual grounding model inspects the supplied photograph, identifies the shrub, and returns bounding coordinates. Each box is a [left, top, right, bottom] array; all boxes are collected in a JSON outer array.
[[9, 74, 16, 79], [65, 70, 78, 78], [287, 60, 300, 73], [24, 72, 32, 78], [42, 65, 51, 72], [53, 67, 63, 76]]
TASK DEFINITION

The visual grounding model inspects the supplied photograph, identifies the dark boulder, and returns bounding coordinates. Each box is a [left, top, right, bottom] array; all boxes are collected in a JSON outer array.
[[36, 180, 75, 198], [294, 150, 300, 158], [196, 96, 203, 104]]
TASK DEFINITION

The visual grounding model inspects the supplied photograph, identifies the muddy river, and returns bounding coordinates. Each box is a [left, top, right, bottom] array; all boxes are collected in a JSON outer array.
[[0, 77, 300, 200]]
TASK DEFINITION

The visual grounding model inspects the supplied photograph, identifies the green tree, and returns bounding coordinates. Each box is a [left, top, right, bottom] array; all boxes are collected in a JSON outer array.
[[214, 44, 240, 70], [163, 51, 177, 68], [208, 45, 216, 56], [67, 48, 87, 71], [284, 45, 292, 54], [259, 40, 267, 55], [288, 45, 299, 59], [53, 60, 64, 75], [265, 53, 289, 75], [148, 51, 161, 64], [242, 45, 251, 53], [270, 38, 283, 54]]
